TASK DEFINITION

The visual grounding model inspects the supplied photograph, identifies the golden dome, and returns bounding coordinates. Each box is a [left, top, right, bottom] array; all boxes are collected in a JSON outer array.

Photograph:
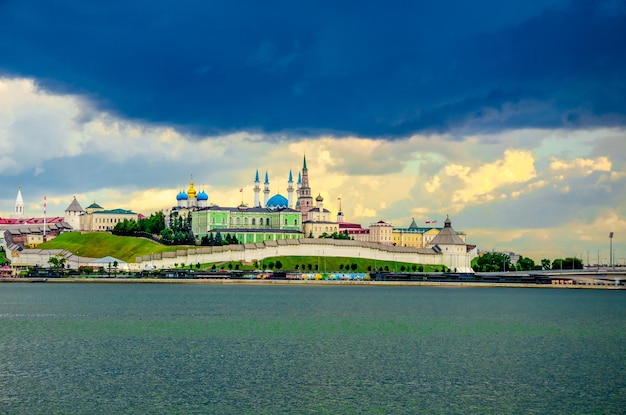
[[187, 179, 197, 199]]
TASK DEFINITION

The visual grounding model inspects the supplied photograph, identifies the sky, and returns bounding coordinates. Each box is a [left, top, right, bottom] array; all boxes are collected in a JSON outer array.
[[1, 0, 625, 263]]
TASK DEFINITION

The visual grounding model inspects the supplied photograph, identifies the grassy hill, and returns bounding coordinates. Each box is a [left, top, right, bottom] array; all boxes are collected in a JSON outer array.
[[39, 232, 188, 263], [37, 232, 445, 272]]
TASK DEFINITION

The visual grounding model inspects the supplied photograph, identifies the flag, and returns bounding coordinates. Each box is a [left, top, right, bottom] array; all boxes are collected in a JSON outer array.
[[239, 188, 243, 192], [425, 221, 431, 224], [432, 220, 437, 224]]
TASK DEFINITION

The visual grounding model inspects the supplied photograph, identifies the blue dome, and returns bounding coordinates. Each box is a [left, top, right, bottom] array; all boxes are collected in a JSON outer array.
[[266, 194, 288, 208], [197, 190, 208, 201], [176, 191, 188, 201]]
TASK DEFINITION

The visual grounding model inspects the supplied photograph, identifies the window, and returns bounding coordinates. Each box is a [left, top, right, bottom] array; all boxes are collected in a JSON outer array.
[[284, 219, 288, 225], [252, 218, 256, 225], [244, 218, 248, 225], [266, 218, 270, 226], [294, 219, 298, 225], [236, 217, 241, 225]]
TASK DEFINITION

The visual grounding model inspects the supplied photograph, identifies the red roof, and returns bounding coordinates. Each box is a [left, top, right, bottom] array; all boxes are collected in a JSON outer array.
[[0, 217, 65, 225]]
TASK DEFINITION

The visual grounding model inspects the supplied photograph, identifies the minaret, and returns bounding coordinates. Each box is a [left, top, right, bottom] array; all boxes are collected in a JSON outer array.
[[296, 172, 302, 203], [253, 170, 261, 207], [297, 154, 313, 216], [263, 171, 270, 207], [287, 170, 294, 209], [13, 186, 24, 219]]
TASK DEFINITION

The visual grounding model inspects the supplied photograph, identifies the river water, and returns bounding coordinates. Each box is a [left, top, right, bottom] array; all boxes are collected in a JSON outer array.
[[1, 283, 625, 414]]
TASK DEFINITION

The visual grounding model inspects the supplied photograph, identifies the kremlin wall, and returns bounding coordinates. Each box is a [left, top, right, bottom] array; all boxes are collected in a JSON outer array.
[[2, 155, 477, 273]]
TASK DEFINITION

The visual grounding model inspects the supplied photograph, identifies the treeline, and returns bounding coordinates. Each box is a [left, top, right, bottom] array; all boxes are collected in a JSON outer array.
[[472, 252, 583, 272], [317, 231, 351, 239], [199, 232, 239, 246], [113, 211, 166, 236]]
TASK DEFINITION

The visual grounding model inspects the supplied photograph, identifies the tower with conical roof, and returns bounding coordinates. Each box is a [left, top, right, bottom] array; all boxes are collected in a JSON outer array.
[[428, 216, 471, 272], [64, 196, 85, 231], [287, 170, 294, 209], [12, 186, 24, 219], [263, 172, 270, 207], [296, 154, 313, 218], [253, 170, 261, 207]]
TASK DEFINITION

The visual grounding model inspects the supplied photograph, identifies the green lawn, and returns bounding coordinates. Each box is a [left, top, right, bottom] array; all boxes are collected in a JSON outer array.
[[38, 232, 189, 263], [189, 256, 444, 273]]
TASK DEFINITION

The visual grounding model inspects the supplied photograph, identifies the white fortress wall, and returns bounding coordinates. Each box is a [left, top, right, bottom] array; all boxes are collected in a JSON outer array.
[[10, 239, 464, 271]]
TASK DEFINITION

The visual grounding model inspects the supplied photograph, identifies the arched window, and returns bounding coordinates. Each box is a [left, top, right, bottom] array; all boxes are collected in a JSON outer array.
[[294, 219, 298, 225], [284, 219, 288, 225], [252, 218, 256, 225], [266, 218, 270, 226], [236, 217, 241, 225], [244, 217, 248, 225], [259, 217, 263, 226]]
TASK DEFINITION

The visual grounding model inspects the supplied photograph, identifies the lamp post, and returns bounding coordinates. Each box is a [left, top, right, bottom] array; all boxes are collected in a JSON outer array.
[[609, 232, 614, 270]]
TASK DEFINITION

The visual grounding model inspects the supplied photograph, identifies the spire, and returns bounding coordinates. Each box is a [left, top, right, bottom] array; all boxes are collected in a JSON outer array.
[[263, 171, 270, 207], [255, 169, 260, 183], [337, 197, 344, 223], [302, 153, 308, 170], [13, 185, 24, 219]]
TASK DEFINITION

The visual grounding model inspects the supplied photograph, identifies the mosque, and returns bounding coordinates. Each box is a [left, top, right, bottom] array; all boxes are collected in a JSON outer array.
[[173, 155, 323, 243]]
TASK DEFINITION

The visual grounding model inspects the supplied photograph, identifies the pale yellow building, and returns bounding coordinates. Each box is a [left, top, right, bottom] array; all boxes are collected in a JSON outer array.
[[80, 202, 138, 232], [302, 194, 339, 238], [369, 220, 394, 245]]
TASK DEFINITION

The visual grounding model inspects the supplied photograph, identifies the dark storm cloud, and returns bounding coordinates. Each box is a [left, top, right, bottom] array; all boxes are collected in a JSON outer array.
[[1, 0, 624, 138]]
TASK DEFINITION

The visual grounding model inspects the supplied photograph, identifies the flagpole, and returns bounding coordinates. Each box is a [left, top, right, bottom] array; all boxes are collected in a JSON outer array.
[[43, 195, 47, 240]]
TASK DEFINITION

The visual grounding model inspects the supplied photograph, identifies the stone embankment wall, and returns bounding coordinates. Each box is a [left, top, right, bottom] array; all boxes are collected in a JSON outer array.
[[9, 239, 473, 271], [135, 239, 443, 271]]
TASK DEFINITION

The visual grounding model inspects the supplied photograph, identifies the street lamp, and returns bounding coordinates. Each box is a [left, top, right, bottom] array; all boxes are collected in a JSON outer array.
[[610, 232, 614, 270]]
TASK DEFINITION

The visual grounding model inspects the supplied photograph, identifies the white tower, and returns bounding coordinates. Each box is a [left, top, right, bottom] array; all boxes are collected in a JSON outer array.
[[263, 172, 270, 207], [253, 170, 261, 207], [287, 170, 294, 209], [337, 197, 344, 223], [13, 186, 24, 219]]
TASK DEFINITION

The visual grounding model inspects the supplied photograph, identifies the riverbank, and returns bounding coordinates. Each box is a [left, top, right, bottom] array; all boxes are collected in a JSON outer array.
[[2, 277, 624, 289]]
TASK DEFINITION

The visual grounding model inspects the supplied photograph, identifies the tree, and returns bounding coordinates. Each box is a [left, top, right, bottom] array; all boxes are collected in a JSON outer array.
[[552, 257, 583, 270], [350, 263, 357, 271], [48, 254, 67, 271], [517, 256, 536, 271], [474, 252, 513, 272], [275, 260, 283, 270]]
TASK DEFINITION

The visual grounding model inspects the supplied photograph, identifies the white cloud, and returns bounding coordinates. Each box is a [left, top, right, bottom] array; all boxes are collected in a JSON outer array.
[[549, 156, 612, 176]]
